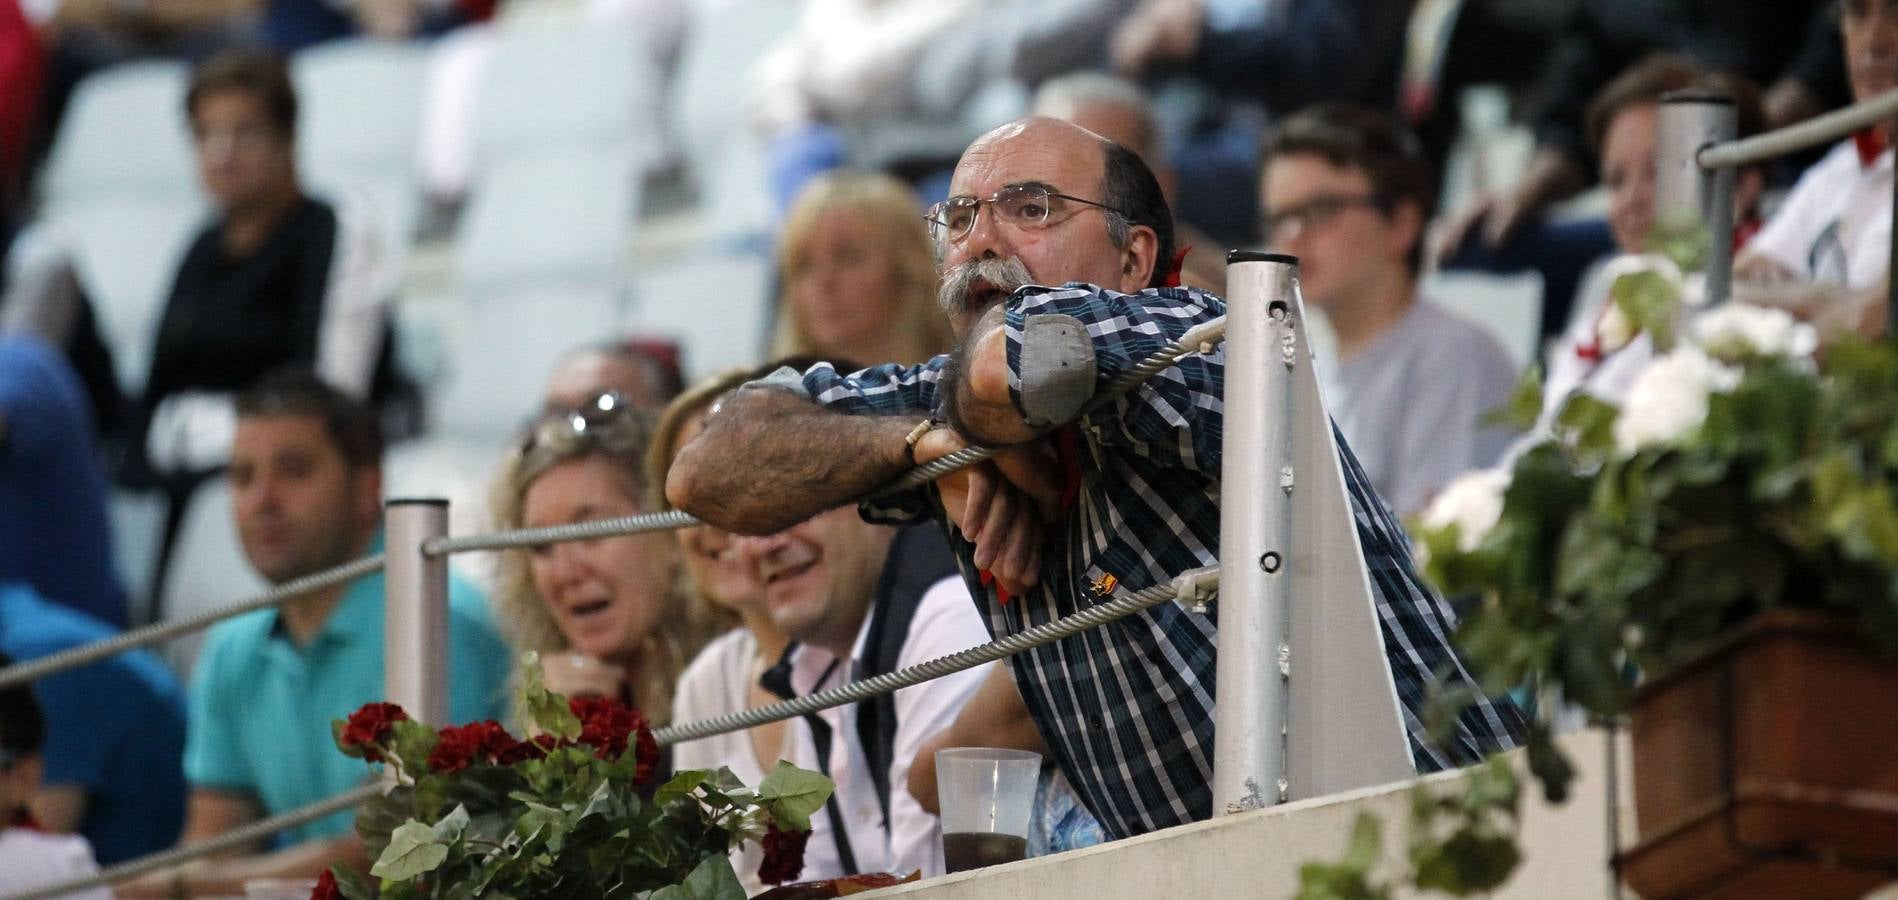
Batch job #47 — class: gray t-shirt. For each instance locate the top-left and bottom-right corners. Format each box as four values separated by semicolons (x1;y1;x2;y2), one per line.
1320;299;1520;517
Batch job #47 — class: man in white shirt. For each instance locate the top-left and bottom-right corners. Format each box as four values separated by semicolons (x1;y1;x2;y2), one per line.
1736;0;1896;339
737;513;990;881
1261;103;1520;516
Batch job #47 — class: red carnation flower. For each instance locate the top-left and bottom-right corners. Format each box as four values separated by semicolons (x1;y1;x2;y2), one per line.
340;703;409;763
310;869;340;900
569;696;646;760
633;726;661;786
428;720;515;773
758;824;810;885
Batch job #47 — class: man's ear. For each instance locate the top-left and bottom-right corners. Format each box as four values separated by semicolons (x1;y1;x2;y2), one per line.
1118;223;1161;292
1386;200;1424;267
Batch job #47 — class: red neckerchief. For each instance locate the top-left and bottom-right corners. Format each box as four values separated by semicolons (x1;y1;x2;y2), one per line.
1162;246;1192;288
977;427;1085;605
1855;128;1889;169
8;808;42;831
1733;215;1763;252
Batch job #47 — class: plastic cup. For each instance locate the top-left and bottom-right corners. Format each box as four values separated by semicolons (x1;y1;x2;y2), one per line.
935;747;1041;873
243;878;318;900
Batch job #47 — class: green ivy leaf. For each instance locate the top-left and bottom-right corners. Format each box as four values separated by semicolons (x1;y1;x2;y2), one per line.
1554;394;1620;462
330;718;362;759
681;853;747;900
433;804;471;844
654;769;711;808
390;719;441;776
520;652;583;741
371;820;451;881
1486;366;1545;432
756;761;833;833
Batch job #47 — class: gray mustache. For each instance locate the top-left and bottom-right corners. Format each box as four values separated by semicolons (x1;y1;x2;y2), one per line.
938;257;1033;316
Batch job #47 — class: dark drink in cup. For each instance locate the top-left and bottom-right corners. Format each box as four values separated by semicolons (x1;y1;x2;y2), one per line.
942;831;1029;873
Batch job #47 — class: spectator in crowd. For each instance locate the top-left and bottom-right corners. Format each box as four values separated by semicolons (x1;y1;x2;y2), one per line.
123;51;401;539
0;582;186;867
2;217;120;442
749;0;982;211
1031;72;1225;295
1436;0;1848;334
768;174;951;368
0;652;113;899
542;340;681;415
0;334;126;627
1542;57;1769;420
735;474;988;880
1735;0;1897;339
670;117;1521;841
490;390;719;727
1261;104;1518;516
126;372;510;897
652;368;786;896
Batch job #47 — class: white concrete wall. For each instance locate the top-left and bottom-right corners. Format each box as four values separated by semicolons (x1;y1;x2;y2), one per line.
867;730;1636;899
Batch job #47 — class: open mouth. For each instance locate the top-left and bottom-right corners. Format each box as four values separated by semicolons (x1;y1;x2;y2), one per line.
765;558;817;587
968;279;1008;310
569;598;612;620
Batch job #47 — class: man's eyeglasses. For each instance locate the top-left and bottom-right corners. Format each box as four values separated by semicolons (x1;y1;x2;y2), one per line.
519;391;635;455
1260;193;1384;242
924;183;1130;245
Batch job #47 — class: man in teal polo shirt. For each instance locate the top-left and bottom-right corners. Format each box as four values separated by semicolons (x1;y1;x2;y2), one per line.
127;372;511;897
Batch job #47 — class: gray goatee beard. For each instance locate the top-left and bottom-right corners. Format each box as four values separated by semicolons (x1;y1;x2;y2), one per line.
938;256;1034;318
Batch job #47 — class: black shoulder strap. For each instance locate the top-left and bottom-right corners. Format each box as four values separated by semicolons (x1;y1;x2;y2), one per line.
760;647;862;876
856;523;960;825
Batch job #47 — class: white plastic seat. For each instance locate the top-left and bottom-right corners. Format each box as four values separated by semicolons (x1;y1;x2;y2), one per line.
471;19;652;168
455;146;638;292
295;39;431;251
42;61;197;206
42;198;204;395
155;477;268;677
1419;269;1545;372
628;249;771;380
432;285;629;439
667;0;803;240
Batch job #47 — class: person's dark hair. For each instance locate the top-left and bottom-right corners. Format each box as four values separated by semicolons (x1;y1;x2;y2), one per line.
235;370;382;470
0;653;45;765
1099;140;1176;289
1262;104;1437;275
186;49;298;137
1584;54;1766;152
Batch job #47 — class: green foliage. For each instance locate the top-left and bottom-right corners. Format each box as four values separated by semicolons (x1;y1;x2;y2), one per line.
336;656;830;899
1611;270;1683;351
1293;814;1392;900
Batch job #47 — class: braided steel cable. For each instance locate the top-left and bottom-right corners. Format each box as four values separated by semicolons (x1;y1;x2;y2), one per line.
0;554;386;690
1699;86;1898;170
655;567;1218;745
422;509;700;557
436;315;1233;555
0;783;383;900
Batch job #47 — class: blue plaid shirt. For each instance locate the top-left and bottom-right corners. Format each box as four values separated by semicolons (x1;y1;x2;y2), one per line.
792;283;1522;840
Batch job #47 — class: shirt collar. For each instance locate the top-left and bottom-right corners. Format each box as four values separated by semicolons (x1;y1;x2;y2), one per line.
266;531;385;647
1855;128;1891;170
782;614;875;697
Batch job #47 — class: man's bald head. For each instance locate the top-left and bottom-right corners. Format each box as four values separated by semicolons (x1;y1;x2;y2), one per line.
949;117;1175;293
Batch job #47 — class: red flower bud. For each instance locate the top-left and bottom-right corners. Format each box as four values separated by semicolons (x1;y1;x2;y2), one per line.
340;703;409;763
759;824;810;885
310;869;340;900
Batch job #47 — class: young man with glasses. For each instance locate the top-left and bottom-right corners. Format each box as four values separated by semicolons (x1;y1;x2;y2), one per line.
1260;103;1519;517
670;116;1521;844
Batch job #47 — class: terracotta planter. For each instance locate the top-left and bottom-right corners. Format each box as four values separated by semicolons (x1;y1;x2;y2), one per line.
1618;609;1898;899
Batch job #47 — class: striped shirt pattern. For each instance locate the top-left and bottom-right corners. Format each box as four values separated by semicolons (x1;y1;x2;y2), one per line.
795;283;1522;840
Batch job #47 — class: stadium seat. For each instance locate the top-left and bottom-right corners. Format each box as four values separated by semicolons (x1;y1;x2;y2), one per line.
628;249;771;380
1420;269;1545;372
455;146;638;292
41;61;197;206
431;285;629;439
470;19;654;169
668;0;804;243
42;198;204;395
294;38;431;253
154;476;267;676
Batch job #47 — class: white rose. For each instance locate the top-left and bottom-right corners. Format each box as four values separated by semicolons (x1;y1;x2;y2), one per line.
1421;469;1512;552
1612;345;1742;454
1693;302;1819;362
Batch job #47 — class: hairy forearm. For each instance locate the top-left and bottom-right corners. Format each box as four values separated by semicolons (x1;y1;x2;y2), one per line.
666;385;915;534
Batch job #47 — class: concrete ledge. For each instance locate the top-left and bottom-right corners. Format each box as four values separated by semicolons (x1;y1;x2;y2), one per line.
868;730;1634;899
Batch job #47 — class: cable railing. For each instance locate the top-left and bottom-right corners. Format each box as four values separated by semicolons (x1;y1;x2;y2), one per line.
0;312;1231;900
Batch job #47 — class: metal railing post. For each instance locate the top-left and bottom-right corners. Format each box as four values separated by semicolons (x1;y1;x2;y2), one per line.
1656;90;1738;302
385;498;449;726
1215;251;1298;813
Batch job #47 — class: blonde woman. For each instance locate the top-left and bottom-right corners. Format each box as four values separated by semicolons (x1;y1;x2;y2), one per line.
490;392;726;727
769;172;952;367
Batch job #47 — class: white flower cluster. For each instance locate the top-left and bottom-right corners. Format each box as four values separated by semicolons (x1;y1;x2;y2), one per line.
1420;469;1511;552
1612;345;1742;453
1693;303;1819;363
